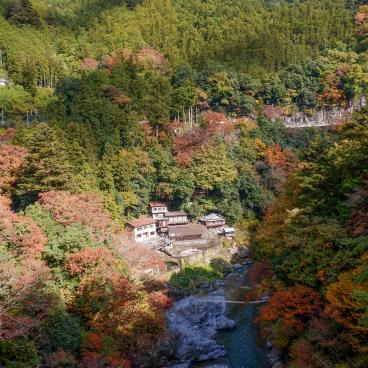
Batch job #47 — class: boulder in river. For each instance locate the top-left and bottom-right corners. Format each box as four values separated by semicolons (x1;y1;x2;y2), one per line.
166;290;235;366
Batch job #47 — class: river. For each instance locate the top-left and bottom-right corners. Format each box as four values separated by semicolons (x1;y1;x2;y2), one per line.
191;264;270;368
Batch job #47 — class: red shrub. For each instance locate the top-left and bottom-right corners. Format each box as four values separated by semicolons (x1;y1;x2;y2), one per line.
64;247;117;276
258;285;323;336
0;197;47;258
81;58;99;71
39;191;115;242
0;144;29;193
173;129;210;167
288;339;315;368
137;47;170;73
148;291;173;310
247;262;272;285
203;111;234;136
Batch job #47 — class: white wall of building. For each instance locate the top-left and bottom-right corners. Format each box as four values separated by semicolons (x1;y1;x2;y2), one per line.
133;223;157;242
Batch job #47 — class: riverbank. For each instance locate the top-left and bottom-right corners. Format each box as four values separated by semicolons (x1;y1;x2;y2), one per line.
165;258;274;368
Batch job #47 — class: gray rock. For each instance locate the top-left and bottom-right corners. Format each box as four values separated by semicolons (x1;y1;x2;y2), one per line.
232;263;242;270
166;364;190;368
272;363;283;368
166;291;235;365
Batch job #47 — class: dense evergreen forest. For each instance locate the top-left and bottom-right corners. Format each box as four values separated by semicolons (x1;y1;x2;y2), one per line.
1;0;368;367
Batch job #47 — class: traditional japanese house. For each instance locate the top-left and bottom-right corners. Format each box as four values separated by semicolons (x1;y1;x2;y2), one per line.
166;210;189;225
200;213;226;228
126;217;157;242
223;227;235;238
169;224;206;241
149;201;168;219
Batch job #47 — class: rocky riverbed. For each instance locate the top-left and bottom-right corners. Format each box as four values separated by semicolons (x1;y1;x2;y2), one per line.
165;290;235;367
164;260;279;368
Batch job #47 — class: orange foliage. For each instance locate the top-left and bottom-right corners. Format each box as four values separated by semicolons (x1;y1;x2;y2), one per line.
103;47;170;74
263;105;284;120
258;285;322;336
263;144;296;193
319;73;345;105
355;6;368;37
76;270;165;354
103;85;131;106
136;47;170;73
0;144;29;194
64;247;117;276
148;291;173;310
288;338;316;368
173;129;210;167
326;267;368;352
118;236;166;275
0;258;51;339
203;111;234;136
45;349;77;368
356;11;367;25
346;179;368;237
0;128;16;143
0;196;47;258
264;144;295;171
39;191;116;241
247;262;272;286
81;57;99;71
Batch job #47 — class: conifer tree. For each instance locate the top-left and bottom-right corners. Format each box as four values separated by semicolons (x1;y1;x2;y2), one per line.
16;122;74;206
5;0;41;26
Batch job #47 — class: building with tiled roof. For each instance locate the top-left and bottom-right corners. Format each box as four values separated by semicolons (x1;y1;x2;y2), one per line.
200;213;226;228
126;217;157;242
165;210;188;225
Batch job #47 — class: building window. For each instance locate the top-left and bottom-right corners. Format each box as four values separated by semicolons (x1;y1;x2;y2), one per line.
150;232;155;235
137;234;142;238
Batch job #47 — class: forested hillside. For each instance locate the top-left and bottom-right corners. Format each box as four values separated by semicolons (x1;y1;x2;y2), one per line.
254;108;368;368
1;0;368;367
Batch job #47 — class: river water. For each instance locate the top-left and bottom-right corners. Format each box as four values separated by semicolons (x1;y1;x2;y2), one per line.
191;265;270;368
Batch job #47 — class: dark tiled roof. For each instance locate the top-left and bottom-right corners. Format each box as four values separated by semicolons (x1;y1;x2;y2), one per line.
149;201;167;207
169;224;206;237
200;213;225;221
166;210;188;217
127;217;156;228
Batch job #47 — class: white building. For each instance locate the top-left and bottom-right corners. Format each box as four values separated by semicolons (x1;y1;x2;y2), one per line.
0;78;9;87
126;217;157;242
223;227;235;238
149;201;168;220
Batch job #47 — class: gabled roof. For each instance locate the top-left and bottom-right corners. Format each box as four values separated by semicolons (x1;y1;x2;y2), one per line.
149;201;167;208
169;224;206;237
127;217;156;228
223;227;235;233
200;213;225;221
165;210;188;217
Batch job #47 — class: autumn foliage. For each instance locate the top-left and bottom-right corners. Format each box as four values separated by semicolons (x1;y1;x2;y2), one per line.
0;144;29;194
0;195;46;258
203;111;234;136
0;191;169;367
258;285;322;337
38;191;115;242
173;129;210;167
326;266;368;352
